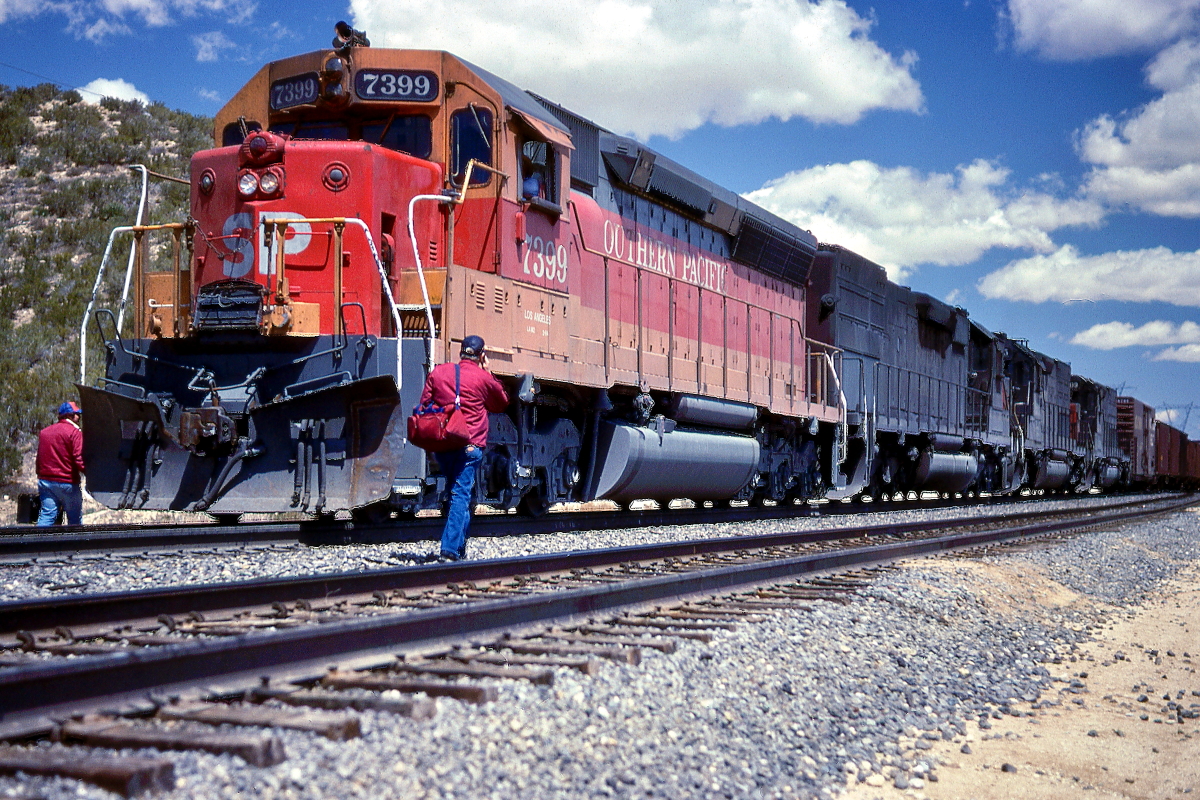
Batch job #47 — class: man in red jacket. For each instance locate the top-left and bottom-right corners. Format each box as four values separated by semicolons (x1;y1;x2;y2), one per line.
419;335;509;560
36;401;85;526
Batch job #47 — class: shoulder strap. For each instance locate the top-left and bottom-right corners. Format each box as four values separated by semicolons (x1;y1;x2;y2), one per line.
454;363;461;408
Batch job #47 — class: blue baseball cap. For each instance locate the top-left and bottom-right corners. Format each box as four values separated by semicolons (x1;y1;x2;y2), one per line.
460;335;485;359
58;401;81;417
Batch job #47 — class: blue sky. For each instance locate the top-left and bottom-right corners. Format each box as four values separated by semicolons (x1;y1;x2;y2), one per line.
2;0;1199;432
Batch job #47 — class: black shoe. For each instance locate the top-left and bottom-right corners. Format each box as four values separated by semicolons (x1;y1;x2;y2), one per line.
437;551;460;563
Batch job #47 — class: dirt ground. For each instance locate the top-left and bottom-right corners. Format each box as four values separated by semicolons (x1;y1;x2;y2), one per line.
842;553;1200;800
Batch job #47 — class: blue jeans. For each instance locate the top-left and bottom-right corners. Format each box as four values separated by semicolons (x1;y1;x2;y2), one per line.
434;445;483;559
37;479;82;526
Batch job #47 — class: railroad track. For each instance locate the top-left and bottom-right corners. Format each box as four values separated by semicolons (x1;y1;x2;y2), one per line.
0;493;1193;796
0;490;1176;559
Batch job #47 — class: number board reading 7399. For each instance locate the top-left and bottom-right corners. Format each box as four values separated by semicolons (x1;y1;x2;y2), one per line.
354;69;439;102
270;73;320;110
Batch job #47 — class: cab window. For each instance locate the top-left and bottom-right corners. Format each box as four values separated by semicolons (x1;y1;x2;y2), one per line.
450;105;493;186
269;120;349;140
361;115;432;158
520;139;557;206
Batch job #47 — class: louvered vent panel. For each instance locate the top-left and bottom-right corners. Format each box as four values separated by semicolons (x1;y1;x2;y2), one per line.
732;215;817;287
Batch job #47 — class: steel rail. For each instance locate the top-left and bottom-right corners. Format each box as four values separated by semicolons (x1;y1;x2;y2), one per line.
0;495;1186;635
0;494;1192;738
0;492;1175;559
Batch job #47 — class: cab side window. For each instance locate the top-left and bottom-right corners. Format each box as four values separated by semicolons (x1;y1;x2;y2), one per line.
520;139;557;206
450;105;493;186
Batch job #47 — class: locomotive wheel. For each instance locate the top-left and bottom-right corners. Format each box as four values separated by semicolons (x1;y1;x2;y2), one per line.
517;487;551;518
351;504;393;524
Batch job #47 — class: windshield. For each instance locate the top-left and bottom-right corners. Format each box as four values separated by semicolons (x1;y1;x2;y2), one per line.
268;114;432;158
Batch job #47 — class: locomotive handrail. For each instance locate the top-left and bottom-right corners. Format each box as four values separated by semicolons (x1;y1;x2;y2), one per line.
817;350;848;468
404;158;511;372
406;194;455;372
80;222;191;385
260;216;402;389
871;361;991;440
115;166;149;333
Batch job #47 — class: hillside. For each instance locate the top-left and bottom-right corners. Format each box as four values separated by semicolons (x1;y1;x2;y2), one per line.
0;83;211;485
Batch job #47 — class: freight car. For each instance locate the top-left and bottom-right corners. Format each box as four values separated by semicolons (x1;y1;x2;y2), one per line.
1155;421;1187;489
78;26;846;518
1117;396;1156;487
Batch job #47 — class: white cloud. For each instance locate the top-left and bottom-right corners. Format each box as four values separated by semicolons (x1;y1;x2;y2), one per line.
978;244;1200;306
1070;320;1200;349
197;87;222;102
0;0;57;24
193;30;234;62
78;77;151;105
1078;38;1200;217
80;16;132;41
349;0;924;139
1006;0;1200;60
7;1;256;40
743;159;1103;278
1154;344;1200;361
98;0;252;24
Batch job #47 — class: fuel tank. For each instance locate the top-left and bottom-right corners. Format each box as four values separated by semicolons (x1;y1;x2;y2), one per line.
1095;463;1121;489
1032;456;1071;490
590;421;760;503
913;450;978;493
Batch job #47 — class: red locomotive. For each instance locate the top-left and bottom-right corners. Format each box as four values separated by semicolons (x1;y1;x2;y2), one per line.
79;25;845;518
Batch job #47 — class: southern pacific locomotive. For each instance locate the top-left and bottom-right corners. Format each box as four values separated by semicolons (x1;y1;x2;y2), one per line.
77;25;1187;520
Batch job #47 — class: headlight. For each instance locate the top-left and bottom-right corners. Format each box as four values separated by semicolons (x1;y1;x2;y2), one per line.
237;171;259;197
259;170;280;195
323;56;346;81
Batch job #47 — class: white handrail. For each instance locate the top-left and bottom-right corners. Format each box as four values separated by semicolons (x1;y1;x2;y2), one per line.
115;165;149;331
820;350;849;467
406;194;454;372
80;225;139;383
261;216;405;392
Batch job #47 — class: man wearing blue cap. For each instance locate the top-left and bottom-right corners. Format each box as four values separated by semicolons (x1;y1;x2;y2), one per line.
36;401;85;526
417;336;508;560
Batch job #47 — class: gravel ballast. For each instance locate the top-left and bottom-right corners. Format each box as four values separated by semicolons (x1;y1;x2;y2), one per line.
0;499;1196;799
0;493;1164;602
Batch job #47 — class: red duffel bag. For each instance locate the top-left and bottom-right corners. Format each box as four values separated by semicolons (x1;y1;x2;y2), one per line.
407;364;472;452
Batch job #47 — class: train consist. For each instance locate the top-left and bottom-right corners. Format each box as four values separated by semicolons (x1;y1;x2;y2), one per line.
78;25;1192;519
